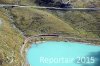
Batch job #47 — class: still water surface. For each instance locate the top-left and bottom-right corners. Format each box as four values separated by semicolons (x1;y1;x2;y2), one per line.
27;41;100;66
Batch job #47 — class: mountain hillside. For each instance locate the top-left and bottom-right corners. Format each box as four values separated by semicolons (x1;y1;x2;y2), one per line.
50;10;100;37
0;9;24;66
0;0;99;8
11;7;76;36
0;0;16;4
0;0;100;66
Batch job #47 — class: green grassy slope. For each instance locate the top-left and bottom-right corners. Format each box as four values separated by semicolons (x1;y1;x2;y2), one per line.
11;7;77;36
20;0;36;5
88;11;100;37
64;0;100;8
0;0;36;5
49;10;100;38
0;0;16;4
10;7;100;44
0;9;24;66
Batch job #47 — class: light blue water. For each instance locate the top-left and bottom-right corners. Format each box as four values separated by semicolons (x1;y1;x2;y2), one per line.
27;41;100;66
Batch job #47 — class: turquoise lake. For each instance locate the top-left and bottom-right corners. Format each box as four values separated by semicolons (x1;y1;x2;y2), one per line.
27;41;100;66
